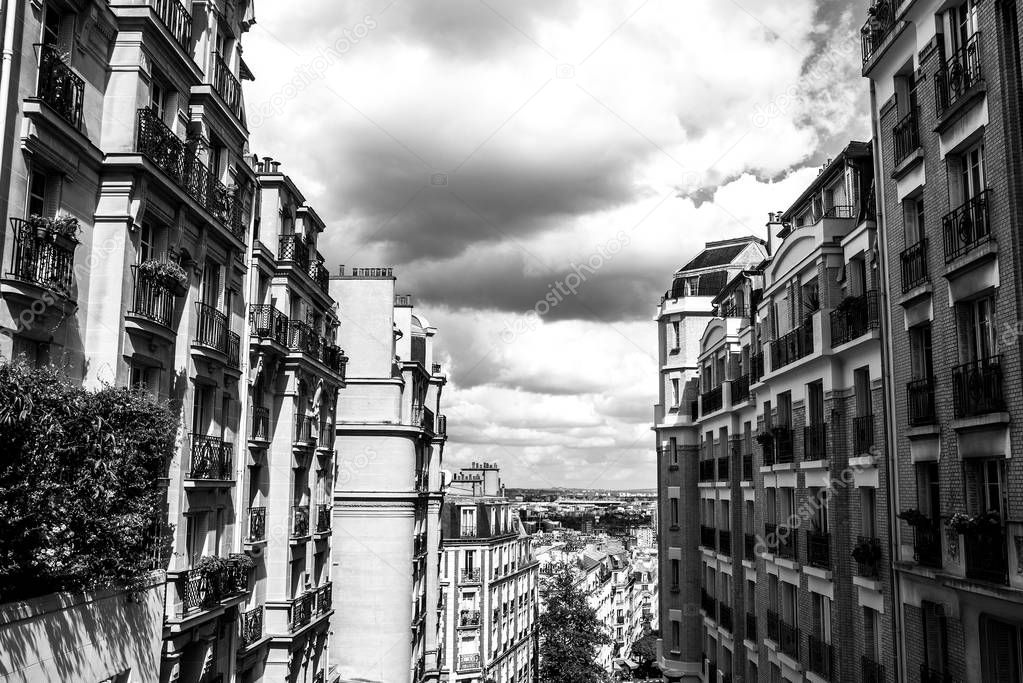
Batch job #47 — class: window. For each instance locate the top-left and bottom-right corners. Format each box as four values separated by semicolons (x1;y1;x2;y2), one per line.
670;559;680;589
951;140;985;205
922;601;949;673
670;497;679;527
956;296;996;362
461;507;477;536
671;620;681;652
854;367;872;416
669;437;679;467
671;320;680;350
903;195;924;245
27;168;61;218
909;324;934;380
777;392;792;427
670;378;680;407
948;0;980;54
967;459;1006;517
864;607;881;661
812;593;832;643
150;74;173;124
138;222;156;264
861;488;876;537
130;363;159;395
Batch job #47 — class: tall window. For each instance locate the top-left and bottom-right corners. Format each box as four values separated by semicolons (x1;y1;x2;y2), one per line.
952;140;985;205
903;195;925;245
671;320;680;350
138;222;155;263
956;296;996;363
948;0;980;54
670;497;679;527
910;324;934;379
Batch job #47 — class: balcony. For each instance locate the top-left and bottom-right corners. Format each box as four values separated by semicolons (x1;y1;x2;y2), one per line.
860;0;905;63
316;582;332;614
459;609;481;627
830;291;880;346
227;331;240;369
717;455;730;481
240;605;263;647
719;603;733;633
278;233;309;269
808;635;833;679
292;505;310;538
719;529;732;557
308;259;330;294
460;568;481;583
180;558;249;613
700;590;717;619
770;323;813;370
295;414;316;446
209;51;242;117
774;427;794;464
766;609;780;642
901;239;929;291
247;506;266;543
951;356;1004;418
907;378;937;425
249;304;289;346
856;536;882;578
942;189;991;262
36;44;84;129
129;265;175;327
777;527;797;561
699;459;715;482
742;453;753;480
935;33;983;117
744;533;756;561
745;612;757;641
6;218;76;298
460;525;477;538
700;525;717;551
750;353;764;381
806;531;831;569
188;434;233;480
854;414;875;454
288;320;321;359
701;384;723;414
322;344;348;378
316;504;331;533
457;654;481;672
964;523;1008;585
914;523;942;568
730;374;750;403
803;424;827;461
290;591;315;631
893;106;920;165
862;656;885;683
250;406;269;441
135;108;245;240
148;0;192;51
194;302;228;354
920;665;954;683
778;619;799;659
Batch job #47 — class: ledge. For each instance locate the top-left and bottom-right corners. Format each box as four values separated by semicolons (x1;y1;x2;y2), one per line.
803;565;833;581
849;454;878;469
943;239;998;280
906;424;940;439
897;282;933;308
853;575;883;592
891;148;924;180
799;459;829;471
951;412;1010;432
934;83;987;134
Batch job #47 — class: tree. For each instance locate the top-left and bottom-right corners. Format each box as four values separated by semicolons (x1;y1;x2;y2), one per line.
631;630;660;678
0;360;177;600
538;564;613;683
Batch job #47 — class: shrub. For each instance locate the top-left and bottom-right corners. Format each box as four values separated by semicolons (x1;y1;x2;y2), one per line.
0;360;177;601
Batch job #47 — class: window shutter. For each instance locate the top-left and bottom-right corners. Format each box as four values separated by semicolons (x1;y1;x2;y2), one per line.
985;619;1019;683
42;174;62;218
965;463;980;515
57;12;76;63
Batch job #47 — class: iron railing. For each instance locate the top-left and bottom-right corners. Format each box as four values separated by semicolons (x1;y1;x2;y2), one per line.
316;504;330;533
701;384;723;414
460;568;481;583
964;523;1008;585
901;239;929;291
240;605;263;646
130;264;175;326
861;0;905;63
247;506;266;542
290;591;314;630
209;51;242;117
249;304;289;345
292;505;310;538
149;0;192;50
309;259;330;293
37;44;84;128
951;355;1004;418
804;423;827;461
278;234;309;270
808;635;833;679
830;291;880;346
942;189;992;262
908;378;936;425
251;406;269;441
194;302;228;353
935;32;983;116
806;531;831;569
862;656;885;683
856;536;882;578
227;331;240;368
189;434;233;480
316;582;332;614
914;523;942;568
893;106;920;165
770;323;813;370
7;218;76;296
731;374;750;403
854;414;875;453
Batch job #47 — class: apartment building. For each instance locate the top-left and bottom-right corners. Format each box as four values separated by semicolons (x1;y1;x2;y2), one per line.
653;237;768;681
238;157;347;682
329;280;448;683
863;0;1023;680
438;462;539;683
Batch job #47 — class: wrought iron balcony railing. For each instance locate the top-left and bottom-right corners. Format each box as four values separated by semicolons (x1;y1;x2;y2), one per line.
135;108;244;239
952;355;1004;418
316;504;330;533
770;323;813;370
459;609;481;627
292;505;310;538
36;44;84;129
718;529;732;557
914;522;942;568
149;0;192;51
240;605;263;646
830;291;880;346
936;32;983;116
316;581;332;614
181;557;249;612
893;106;920;165
964;522;1008;585
290;591;314;630
227;331;240;369
295;413;316;445
730;374;750;403
247;506;266;542
806;531;831;569
209;51;242;117
854;414;875;454
194;302;228;353
308;259;330;293
943;189;992;262
808;635;833;679
288;320;321;358
901;238;929;291
701;384;723;414
862;656;885;683
856;536;882;578
460;568;481;583
249;304;289;345
278;233;309;270
7;217;76;297
717;455;729;481
129;264;175;327
861;0;905;64
907;377;936;425
251;406;269;441
803;423;827;461
189;434;233;480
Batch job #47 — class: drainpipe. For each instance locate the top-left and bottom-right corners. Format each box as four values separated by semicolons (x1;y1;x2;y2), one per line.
0;0;20;231
869;78;905;683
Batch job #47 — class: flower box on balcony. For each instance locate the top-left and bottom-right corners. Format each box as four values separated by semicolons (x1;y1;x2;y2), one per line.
137;259;189;296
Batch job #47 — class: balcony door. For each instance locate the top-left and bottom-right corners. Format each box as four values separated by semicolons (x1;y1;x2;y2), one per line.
192;384;213;436
982;617;1022;683
956;296;996;363
201;259;221;309
948;0;980;55
952;141;986;205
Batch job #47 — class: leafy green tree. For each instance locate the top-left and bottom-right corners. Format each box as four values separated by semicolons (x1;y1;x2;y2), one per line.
631;630;660;677
538;563;613;683
0;360;177;600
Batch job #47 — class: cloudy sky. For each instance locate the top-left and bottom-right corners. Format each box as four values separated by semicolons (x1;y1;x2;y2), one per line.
243;0;870;489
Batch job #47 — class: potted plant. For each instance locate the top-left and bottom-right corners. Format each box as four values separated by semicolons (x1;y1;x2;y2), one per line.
755;430;774;446
946;512;974;536
947;510;1001;536
137;259;189;297
851;537;883;565
897;509;932;528
192;554;230;577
